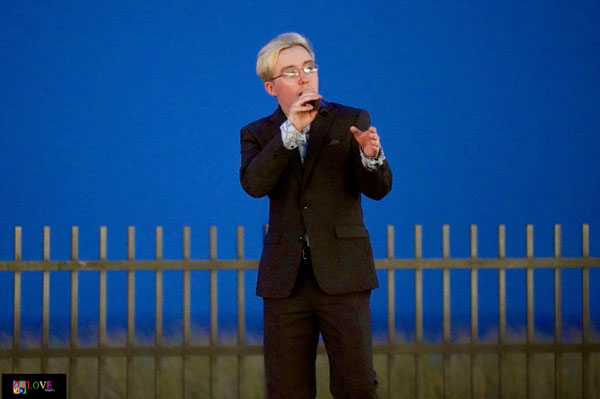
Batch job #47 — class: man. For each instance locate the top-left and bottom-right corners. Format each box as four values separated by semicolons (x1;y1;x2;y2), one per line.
239;32;392;399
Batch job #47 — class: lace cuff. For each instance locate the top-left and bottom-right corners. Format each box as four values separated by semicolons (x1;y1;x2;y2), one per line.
360;148;386;171
280;119;310;150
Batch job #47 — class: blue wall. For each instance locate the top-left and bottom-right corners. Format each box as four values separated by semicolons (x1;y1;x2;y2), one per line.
1;1;599;341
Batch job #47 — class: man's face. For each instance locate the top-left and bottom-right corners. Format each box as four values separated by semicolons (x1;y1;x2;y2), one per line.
265;46;319;115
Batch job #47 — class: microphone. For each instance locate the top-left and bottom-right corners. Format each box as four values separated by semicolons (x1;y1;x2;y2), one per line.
309;99;329;116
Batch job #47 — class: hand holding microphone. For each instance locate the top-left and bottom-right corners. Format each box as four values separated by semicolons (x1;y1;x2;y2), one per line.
308;99;329;116
288;89;327;131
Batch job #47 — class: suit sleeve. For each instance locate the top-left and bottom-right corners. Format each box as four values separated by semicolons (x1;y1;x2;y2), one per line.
239;126;294;198
351;109;393;200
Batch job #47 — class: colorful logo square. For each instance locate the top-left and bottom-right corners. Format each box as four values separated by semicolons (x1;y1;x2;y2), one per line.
13;380;27;394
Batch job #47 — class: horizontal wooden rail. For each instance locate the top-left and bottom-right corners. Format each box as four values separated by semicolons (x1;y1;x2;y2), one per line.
3;342;599;359
1;256;598;271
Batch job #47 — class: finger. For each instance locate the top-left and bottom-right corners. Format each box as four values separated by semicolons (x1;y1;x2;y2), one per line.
349;126;363;137
299;88;319;97
368;128;380;140
298;90;321;103
293;100;319;112
293;103;316;112
300;93;322;102
291;101;317;113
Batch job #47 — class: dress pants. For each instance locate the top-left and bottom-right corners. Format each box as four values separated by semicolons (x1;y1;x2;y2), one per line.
263;248;379;399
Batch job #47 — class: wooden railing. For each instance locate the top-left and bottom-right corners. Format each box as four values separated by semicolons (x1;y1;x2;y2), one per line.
0;224;598;398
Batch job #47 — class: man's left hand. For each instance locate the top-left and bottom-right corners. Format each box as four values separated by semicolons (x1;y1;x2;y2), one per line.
349;126;381;157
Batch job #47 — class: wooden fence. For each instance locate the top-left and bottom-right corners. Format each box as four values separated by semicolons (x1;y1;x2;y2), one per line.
0;224;598;398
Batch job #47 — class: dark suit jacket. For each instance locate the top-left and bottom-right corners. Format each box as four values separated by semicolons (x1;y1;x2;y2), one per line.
240;102;392;298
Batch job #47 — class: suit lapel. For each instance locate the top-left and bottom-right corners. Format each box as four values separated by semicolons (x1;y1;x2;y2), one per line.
268;105;333;187
268;107;304;184
290;149;304;183
303;112;332;185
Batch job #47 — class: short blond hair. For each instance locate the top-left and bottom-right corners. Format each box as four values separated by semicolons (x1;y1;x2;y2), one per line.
256;32;315;82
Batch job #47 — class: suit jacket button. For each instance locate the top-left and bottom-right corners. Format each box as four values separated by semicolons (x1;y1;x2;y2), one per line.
303;203;309;210
297;235;304;241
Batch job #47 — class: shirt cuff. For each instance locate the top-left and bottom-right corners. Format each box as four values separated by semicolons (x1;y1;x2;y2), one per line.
280;119;310;150
360;148;386;171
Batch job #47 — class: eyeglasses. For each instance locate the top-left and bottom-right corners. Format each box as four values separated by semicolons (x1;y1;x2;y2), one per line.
271;64;319;80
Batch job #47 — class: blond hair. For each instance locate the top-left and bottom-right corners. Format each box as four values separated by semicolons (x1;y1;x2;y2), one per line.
256;32;315;82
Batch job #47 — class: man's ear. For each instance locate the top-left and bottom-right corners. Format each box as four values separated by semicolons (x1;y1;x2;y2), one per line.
264;81;277;97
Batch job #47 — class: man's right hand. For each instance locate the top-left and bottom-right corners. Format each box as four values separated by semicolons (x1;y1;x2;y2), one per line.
288;89;322;131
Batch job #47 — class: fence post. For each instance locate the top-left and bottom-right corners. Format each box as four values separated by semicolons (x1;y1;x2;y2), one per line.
237;226;245;399
414;225;423;399
182;226;191;399
386;225;395;399
209;226;218;398
526;225;534;399
470;225;478;399
498;224;506;399
442;225;450;398
98;226;107;399
42;226;50;373
13;226;22;373
554;225;562;399
69;226;79;399
127;226;135;399
155;226;163;399
582;224;590;398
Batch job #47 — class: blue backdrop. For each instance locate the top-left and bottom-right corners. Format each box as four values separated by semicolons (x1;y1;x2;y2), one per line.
1;1;599;342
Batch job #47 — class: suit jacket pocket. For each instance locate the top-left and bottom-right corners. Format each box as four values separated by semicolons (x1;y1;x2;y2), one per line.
335;226;370;238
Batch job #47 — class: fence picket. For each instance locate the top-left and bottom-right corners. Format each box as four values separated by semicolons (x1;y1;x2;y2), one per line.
69;226;78;399
155;226;163;399
526;225;534;399
98;226;107;399
127;226;135;399
554;225;562;399
582;224;590;399
182;226;191;399
497;224;506;399
42;226;50;373
386;225;395;399
13;227;22;373
414;225;423;399
442;225;450;398
470;225;478;399
209;226;218;399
